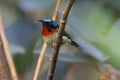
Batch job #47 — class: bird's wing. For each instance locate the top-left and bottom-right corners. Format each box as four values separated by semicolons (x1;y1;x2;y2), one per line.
63;31;81;48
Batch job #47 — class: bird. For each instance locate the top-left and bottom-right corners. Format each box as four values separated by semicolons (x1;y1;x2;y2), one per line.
35;18;108;72
38;18;80;48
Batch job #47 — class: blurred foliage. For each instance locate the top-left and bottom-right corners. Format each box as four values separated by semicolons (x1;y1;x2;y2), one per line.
0;0;120;80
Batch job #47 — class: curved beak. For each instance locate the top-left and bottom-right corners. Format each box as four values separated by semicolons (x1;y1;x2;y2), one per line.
38;20;44;23
34;19;44;23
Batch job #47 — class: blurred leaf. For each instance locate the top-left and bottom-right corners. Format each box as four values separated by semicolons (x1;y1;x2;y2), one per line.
10;45;25;55
14;53;27;74
105;54;120;70
90;19;120;70
105;19;120;70
107;19;120;53
91;41;113;57
86;4;113;31
14;34;39;74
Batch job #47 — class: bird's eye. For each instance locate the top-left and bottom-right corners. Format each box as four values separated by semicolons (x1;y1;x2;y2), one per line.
46;22;50;25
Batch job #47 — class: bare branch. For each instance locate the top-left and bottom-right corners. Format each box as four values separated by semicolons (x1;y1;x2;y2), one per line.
0;35;11;80
0;10;18;80
52;0;62;21
33;43;47;80
46;0;75;80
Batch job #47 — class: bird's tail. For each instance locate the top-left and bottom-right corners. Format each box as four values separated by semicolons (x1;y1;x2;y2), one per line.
71;40;81;49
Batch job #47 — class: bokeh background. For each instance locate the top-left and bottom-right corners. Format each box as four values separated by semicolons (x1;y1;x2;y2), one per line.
0;0;120;80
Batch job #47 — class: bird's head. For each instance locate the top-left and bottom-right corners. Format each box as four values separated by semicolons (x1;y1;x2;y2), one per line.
38;18;59;36
38;18;59;31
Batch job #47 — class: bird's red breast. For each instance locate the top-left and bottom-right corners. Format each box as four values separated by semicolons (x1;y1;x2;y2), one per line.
42;25;56;36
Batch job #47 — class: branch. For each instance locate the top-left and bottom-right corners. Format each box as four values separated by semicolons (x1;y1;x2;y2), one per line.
0;10;18;80
46;0;75;80
33;0;62;80
0;35;11;80
52;0;62;21
33;43;47;80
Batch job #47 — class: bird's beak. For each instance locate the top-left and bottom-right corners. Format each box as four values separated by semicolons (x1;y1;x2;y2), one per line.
34;19;44;23
38;20;44;22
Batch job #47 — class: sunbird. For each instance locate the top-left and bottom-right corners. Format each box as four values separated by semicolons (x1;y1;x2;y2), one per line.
38;18;80;48
36;18;107;63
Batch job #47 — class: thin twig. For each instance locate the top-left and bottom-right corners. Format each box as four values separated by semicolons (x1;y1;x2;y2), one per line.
46;0;75;80
33;43;47;80
0;10;18;80
52;0;62;21
33;0;62;80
